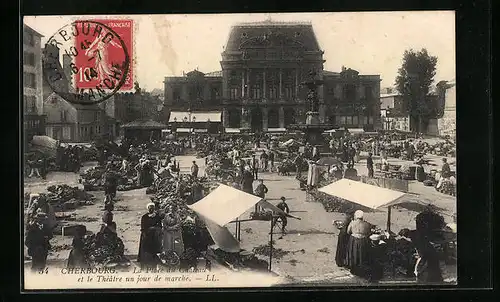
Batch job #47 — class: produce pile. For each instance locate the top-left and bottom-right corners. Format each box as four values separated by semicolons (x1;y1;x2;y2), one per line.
79;165;140;191
33;184;96;211
416;141;456;158
436;178;456;196
82;231;130;267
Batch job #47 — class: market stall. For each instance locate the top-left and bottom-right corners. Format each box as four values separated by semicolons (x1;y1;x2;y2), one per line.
318;179;456;279
188;184;300;272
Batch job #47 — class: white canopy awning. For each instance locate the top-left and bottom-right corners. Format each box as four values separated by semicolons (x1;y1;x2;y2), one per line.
188;184;263;227
347;128;365;134
169;111;222;123
225;128;241;133
318;179;406;210
199;214;241;253
267;128;286;133
194;129;208;133
176;128;193;133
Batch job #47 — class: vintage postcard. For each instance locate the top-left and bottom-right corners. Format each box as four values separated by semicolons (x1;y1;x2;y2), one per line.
22;12;456;290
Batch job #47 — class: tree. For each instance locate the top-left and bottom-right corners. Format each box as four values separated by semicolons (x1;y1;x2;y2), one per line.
395;48;438;133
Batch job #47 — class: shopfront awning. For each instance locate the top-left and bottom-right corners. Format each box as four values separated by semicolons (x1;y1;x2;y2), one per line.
347;128;365;134
176;128;193;133
225;128;241;133
169;111;222;123
318;179;406;210
188;184;262;227
267;128;286;133
194;129;208;133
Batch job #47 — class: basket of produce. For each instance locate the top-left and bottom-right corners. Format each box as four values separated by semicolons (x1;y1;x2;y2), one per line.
157;251;181;268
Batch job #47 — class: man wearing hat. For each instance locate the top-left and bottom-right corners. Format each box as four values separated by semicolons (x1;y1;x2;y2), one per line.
275;197;290;236
25;211;52;271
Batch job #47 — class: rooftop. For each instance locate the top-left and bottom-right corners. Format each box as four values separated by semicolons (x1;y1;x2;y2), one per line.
224;22;321;52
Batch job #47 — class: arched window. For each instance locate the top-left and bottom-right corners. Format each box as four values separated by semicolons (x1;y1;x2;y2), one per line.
284;108;296;126
267;108;279;128
228;109;241;128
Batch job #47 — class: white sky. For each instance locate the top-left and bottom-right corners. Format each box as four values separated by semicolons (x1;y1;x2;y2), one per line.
24;12;455;91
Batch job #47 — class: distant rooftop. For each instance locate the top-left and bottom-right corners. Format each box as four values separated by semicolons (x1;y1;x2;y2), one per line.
205;71;223;77
234;20;313;27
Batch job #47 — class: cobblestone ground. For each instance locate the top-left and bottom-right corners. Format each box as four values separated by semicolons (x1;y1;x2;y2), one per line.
23;154;457;285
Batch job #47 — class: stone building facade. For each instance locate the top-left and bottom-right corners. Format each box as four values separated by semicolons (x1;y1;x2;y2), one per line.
163;21;381;132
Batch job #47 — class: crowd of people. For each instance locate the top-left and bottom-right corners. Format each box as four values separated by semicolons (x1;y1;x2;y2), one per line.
25;130;455;283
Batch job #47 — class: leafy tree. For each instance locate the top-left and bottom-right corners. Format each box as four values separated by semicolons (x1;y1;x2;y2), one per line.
395;48;438;133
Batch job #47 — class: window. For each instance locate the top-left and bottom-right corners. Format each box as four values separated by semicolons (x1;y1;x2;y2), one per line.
24;72;36;88
361;116;368;125
352;116;358;125
95;112;101;122
23;52;36;66
364;86;373;99
268;86;278;99
251;84;261;99
24;32;35;46
211;87;220;100
61;110;67;122
339;116;346;125
343;84;356;100
173;88;181;101
284;86;294;99
327;87;335;95
230;88;239;100
24;96;37;113
345;116;352;125
368;116;374;125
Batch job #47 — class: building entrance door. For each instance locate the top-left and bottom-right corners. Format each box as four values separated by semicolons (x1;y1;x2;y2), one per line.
251;107;263;133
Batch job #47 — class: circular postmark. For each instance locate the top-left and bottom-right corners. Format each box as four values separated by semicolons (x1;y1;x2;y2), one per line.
42;20;130;105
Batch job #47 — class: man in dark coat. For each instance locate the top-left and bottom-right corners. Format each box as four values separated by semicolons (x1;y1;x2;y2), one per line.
103;164;118;200
251;155;259;180
367;152;374;178
240;167;254;195
191;161;199;179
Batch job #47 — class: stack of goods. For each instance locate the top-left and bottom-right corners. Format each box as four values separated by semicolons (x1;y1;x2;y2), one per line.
419;141;456;157
82;232;130;267
44;184;96;211
79;167;105;191
252;243;289;259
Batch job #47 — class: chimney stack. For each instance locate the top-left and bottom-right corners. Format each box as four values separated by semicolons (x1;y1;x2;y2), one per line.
62;54;73;88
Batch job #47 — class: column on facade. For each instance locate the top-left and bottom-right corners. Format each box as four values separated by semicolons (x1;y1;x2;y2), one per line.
279;69;283;98
222;70;229;99
222;107;229;128
279;106;285;128
295;69;299;98
262;107;268;131
263;70;266;99
246;69;250;98
241;69;245;98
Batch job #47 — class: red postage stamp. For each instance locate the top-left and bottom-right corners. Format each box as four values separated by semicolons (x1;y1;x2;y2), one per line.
73;19;134;91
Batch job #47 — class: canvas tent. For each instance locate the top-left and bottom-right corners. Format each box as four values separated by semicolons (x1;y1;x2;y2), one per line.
318;179;420;231
188;184;300;254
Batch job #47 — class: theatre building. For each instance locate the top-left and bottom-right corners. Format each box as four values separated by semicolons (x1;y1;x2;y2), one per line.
163;21;381;133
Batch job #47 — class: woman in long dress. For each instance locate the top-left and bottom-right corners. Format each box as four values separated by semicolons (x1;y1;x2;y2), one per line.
137;203;162;268
335;212;354;268
162;209;184;256
345;210;373;279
